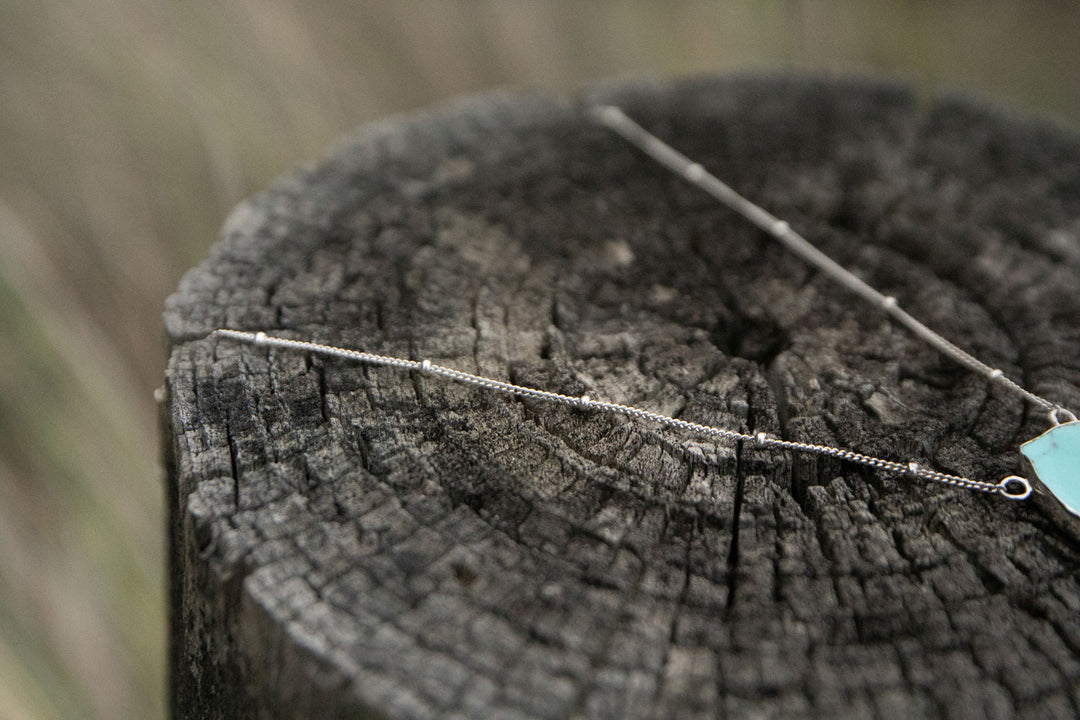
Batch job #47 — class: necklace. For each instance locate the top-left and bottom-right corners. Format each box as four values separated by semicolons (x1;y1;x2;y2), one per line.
214;105;1079;521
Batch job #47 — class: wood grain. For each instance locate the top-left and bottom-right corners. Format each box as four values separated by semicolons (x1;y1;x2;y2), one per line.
163;76;1080;719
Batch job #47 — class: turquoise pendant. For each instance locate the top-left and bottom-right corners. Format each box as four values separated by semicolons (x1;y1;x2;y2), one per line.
1020;421;1080;519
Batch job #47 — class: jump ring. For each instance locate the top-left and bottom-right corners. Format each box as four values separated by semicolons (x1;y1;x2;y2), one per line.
997;475;1033;501
1049;407;1078;425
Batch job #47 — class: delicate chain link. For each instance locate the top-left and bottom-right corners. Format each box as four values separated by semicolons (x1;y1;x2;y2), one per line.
588;105;1070;419
206;103;1080;505
212;330;1031;501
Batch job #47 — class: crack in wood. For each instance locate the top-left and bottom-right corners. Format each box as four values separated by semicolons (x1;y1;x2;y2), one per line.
725;438;747;618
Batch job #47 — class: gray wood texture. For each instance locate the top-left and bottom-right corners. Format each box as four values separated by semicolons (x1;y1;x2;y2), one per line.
163;76;1080;719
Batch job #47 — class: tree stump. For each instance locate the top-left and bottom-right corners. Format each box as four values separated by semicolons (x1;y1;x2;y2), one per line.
162;76;1080;719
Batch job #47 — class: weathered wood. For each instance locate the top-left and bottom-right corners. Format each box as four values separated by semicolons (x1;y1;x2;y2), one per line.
163;76;1080;719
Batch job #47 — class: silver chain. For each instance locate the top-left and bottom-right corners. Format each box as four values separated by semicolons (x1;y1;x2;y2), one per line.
213;330;1032;501
207;104;1080;504
588;105;1071;419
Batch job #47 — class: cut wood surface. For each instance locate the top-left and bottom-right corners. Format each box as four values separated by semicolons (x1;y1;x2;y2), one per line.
162;76;1080;719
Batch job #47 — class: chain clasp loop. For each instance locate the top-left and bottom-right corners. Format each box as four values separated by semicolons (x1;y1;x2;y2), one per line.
1050;407;1079;426
998;475;1033;501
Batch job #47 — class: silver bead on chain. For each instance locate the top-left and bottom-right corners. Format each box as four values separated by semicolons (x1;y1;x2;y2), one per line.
212;330;1032;501
207;102;1080;505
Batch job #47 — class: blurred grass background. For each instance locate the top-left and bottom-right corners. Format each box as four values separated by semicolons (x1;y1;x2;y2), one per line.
0;2;1078;718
